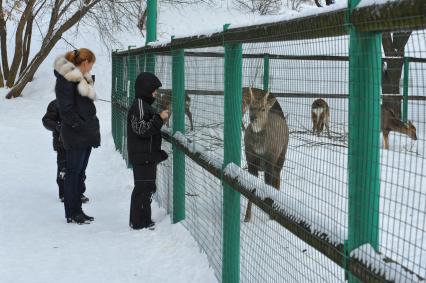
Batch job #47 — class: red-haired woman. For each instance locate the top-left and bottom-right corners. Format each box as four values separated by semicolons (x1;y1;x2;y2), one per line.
54;48;100;224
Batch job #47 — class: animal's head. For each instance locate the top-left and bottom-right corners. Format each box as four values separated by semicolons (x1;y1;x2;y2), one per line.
157;91;172;112
406;121;417;140
185;94;191;108
248;88;276;133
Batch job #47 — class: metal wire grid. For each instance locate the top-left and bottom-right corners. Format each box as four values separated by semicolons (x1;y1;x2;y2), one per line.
111;25;426;282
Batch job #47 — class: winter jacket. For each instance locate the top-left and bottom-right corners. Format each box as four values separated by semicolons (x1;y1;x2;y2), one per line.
127;72;168;165
54;56;100;150
42;99;63;151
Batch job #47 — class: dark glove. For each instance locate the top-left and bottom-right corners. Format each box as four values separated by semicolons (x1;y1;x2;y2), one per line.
160;150;168;161
55;122;61;133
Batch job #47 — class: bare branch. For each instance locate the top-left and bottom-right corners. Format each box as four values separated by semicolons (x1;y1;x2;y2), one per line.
6;0;36;87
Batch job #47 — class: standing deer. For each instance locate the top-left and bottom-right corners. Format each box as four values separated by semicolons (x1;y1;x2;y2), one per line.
157;89;194;131
311;98;330;137
244;88;289;222
381;106;417;150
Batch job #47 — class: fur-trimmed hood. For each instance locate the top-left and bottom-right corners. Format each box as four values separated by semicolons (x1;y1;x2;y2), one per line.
54;55;96;100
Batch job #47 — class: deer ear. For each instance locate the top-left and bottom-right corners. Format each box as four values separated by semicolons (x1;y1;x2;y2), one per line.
267;96;276;109
249;87;254;103
264;91;270;103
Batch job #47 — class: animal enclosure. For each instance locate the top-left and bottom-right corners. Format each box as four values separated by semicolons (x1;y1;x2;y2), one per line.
112;1;426;282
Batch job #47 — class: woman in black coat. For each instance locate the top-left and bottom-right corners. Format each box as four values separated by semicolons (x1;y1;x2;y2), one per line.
54;48;100;224
127;72;169;230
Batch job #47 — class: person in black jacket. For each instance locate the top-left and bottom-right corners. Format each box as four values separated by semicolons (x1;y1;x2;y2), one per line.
54;48;100;224
42;99;89;203
127;72;169;230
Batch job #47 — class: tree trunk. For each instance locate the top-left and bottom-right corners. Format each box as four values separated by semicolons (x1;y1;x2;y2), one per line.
20;15;34;78
0;0;9;80
6;0;36;88
0;63;4;87
6;0;102;99
381;32;412;118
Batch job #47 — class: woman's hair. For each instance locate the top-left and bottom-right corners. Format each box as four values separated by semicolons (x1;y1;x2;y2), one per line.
65;48;96;66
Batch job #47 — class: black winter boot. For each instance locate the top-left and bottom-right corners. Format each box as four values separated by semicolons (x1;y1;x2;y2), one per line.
81;211;94;221
67;212;90;224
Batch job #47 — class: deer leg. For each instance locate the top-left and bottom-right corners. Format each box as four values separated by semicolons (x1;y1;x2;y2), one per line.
244;163;258;222
383;131;390;150
244;202;253;223
325;122;331;139
185;108;194;131
318;122;324;136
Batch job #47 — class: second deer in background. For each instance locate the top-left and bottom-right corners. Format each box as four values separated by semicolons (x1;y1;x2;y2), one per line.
381;106;417;150
311;98;330;138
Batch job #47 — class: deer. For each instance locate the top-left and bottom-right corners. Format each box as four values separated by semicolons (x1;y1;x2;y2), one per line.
157;89;194;131
311;98;330;138
244;87;289;222
381;106;417;150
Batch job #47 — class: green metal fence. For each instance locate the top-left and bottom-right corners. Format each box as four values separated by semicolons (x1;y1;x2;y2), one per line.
111;0;426;282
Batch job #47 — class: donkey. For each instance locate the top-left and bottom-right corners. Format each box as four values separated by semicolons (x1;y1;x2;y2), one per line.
157;89;194;131
381;106;417;150
244;88;289;222
311;98;330;137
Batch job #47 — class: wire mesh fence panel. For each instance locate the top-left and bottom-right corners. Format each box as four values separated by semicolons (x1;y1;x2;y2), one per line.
181;47;225;279
238;37;349;282
111;2;426;281
377;29;426;280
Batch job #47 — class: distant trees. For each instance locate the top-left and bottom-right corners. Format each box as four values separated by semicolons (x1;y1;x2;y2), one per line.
1;0;144;99
234;0;282;15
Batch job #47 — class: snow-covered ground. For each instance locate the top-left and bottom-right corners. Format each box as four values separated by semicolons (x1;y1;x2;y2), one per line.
0;71;218;282
2;1;426;282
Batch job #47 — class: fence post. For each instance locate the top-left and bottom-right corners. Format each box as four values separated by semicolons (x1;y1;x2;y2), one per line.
402;57;409;123
263;54;270;91
172;37;186;223
145;0;157;73
347;0;382;281
222;24;242;283
111;53;118;148
125;48;137;165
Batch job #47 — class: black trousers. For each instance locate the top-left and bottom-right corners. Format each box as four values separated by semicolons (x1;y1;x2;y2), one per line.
56;149;66;199
130;163;157;229
56;149;86;199
64;148;91;218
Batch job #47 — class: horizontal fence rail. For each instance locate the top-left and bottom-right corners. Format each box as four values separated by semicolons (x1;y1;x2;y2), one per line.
112;0;425;56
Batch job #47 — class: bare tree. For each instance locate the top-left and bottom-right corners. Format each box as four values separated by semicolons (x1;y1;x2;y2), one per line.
381;31;412;118
314;0;334;7
137;5;147;35
287;0;310;10
2;0;145;99
235;0;282;15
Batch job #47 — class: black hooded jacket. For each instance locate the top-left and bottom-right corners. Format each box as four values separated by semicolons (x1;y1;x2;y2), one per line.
42;99;63;151
127;72;167;165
